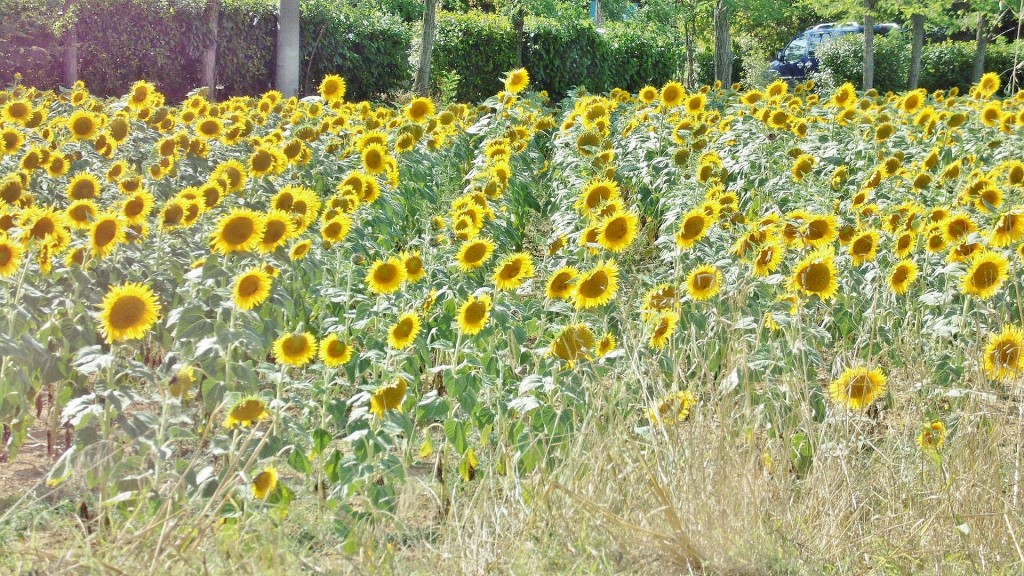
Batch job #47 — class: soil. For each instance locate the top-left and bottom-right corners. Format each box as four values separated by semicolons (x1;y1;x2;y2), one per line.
0;425;56;512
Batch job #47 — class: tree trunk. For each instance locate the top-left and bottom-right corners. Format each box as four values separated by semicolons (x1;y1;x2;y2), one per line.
62;0;77;87
863;0;875;91
972;12;988;84
908;13;924;89
413;0;438;96
513;2;525;67
713;0;732;86
276;0;301;97
202;0;220;101
684;19;696;88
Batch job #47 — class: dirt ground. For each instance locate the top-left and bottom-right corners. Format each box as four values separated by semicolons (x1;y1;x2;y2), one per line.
0;426;57;511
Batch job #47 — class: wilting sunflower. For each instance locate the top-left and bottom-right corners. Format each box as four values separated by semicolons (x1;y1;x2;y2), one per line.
791;251;839;301
597;210;638;252
649;311;678;350
0;234;23;278
752;242;785;277
273;332;317;367
388;312;422;349
211;209;265;254
642;284;680;316
370;378;408;417
98;282;161;343
549;323;596;364
233;267;272;310
888;259;918;295
223;396;270;428
686;264;722;301
648;390;696;426
366;257;406;294
990;211;1024;247
89;213;125;259
457;294;492;335
983;325;1024;381
505;68;530;94
573;260;619;309
828;365;887;410
167;364;195;399
319;74;347;102
961;251;1009;299
319;333;353;367
546;266;578;299
675;208;711;250
252;466;279;500
917;420;947;452
401;250;425;283
848;229;880;266
493;252;535;291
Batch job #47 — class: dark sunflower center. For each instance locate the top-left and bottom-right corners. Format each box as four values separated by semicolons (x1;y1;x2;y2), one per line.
222;217;255;245
109;295;145;329
579;272;608;297
972;262;999;289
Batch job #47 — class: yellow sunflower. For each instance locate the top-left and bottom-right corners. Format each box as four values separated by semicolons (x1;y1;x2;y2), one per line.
917;420;947;452
848;229;880;266
888;260;918;295
89;212;125;259
983;325;1024;381
457;294;492;335
98;282;161;343
751;242;785;277
597;333;616;356
649;311;678;350
211;209;265;254
549;323;596;365
505;68;530;94
828;365;887;410
492;252;535;291
991;211;1024;247
660;81;685;108
319;333;353;367
258;210;296;253
961;251;1009;299
252;466;279;500
791;251;839;301
320;214;352;244
388;312;422;349
233;267;273;310
289;239;312;261
573;260;619;309
361;143;389;175
575;178;620;216
0;234;24;278
686;264;722;301
370;378;408;417
273;332;317;367
648;391;696;426
401;250;426;283
597;210;638;253
675;208;710;250
405;97;435;122
366;257;407;294
319;74;347;102
223;396;270;428
546;266;578;300
66;172;101;200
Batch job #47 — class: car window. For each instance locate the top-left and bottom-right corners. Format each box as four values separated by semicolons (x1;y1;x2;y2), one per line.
807;33;828;56
782;35;808;61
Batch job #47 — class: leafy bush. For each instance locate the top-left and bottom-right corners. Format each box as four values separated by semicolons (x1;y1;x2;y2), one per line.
695;44;745;87
522;17;606;99
432;11;517;102
300;0;413;101
602;22;684;93
917;41;974;93
816;31;909;94
216;0;277;98
0;0;62;89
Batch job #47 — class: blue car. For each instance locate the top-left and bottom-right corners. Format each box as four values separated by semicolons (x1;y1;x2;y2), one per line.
769;22;900;82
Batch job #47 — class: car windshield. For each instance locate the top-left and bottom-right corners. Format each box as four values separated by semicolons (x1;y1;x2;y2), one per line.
782;35;808;61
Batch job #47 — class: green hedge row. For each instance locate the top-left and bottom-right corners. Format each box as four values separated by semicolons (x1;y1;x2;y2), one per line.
431;12;686;102
0;0;411;101
817;33;1024;94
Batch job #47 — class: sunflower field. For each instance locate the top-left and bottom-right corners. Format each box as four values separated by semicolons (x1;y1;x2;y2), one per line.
2;71;1024;572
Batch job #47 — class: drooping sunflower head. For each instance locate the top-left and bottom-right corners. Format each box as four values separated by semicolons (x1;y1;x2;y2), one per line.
97;282;161;343
549;323;596;365
828;365;887;410
983;325;1024;381
273;332;317;367
917;420;947;452
648;390;696;426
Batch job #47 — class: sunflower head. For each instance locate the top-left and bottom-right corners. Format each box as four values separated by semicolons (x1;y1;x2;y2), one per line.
504;68;530;94
98;282;161;343
573;260;619;309
493;252;535;291
319;333;353;367
370;378;408;417
223;396;270;428
983;325;1024;381
828;366;887;410
458;294;492;335
550;324;596;365
388;312;422;349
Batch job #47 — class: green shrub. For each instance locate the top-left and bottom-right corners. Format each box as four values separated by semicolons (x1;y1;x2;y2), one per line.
695;44;745;87
917;41;973;92
602;22;684;93
522;17;607;100
816;32;909;93
0;0;62;89
216;0;276;98
432;11;517;102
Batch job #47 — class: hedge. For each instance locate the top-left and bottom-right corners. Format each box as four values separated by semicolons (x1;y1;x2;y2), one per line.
817;33;1024;94
0;0;411;102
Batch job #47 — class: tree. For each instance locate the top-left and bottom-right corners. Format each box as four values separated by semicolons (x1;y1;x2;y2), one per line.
61;0;78;87
413;0;438;95
276;0;300;97
863;0;875;90
966;0;1003;84
713;0;732;85
201;0;220;100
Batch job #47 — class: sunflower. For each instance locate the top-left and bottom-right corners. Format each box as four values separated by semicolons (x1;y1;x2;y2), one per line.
648;391;696;426
649;311;678;350
0;234;23;278
752;242;785;277
401;250;425;283
257;210;295;253
98;282;161;343
319;333;353;367
917;421;947;452
660;81;685;108
320;214;352;244
289;239;312;261
675;209;711;250
361;143;389;175
791;154;815;182
505;68;530;94
211;209;264;255
686;264;722;301
976;71;1001;98
546;266;578;300
791;251;839;301
252;466;278;500
981;323;1024;382
595;332;616;356
597;210;638;252
273;332;317;367
127;80;157;109
961;251;1009;299
211;159;247;193
550;323;596;364
167;364;195;399
848;229;880;266
66;199;98;229
803;214;838;248
493;252;535;291
828;365;887;410
991;211;1024;247
223;396;270;428
888;259;918;295
458;294;492;335
234;267;272;310
67;110;99;140
89;213;125;259
66;172;101;200
573;260;619;309
370;378;408;417
638;85;658;103
894;231;916;258
366;257;406;294
319;74;347;102
405;97;435;122
121;190;154;225
388;312;422;349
